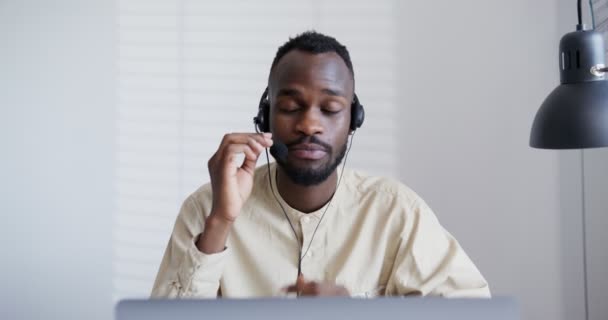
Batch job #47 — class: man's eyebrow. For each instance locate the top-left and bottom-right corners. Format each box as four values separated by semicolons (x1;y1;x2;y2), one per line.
276;87;348;99
276;88;301;98
321;88;347;98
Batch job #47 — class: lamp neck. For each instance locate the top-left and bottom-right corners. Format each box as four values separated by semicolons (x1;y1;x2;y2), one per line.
559;30;607;84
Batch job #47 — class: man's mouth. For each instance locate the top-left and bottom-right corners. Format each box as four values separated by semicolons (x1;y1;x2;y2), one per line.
289;143;328;160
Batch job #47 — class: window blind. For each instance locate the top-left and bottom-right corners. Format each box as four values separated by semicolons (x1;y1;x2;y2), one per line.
114;0;399;300
593;0;608;58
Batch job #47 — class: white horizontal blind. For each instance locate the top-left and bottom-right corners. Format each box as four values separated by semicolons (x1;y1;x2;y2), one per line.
114;0;399;300
593;0;608;58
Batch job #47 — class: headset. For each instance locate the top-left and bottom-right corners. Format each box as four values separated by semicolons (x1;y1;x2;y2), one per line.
253;87;365;133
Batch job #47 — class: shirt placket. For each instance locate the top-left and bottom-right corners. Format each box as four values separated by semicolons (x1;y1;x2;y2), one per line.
299;214;320;276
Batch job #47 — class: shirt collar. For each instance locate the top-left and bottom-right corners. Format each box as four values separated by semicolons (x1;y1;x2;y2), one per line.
267;162;343;220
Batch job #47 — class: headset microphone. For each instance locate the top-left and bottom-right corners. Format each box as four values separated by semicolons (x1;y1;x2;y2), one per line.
269;140;288;162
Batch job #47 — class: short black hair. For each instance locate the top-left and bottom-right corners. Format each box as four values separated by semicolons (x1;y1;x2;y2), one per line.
270;31;354;77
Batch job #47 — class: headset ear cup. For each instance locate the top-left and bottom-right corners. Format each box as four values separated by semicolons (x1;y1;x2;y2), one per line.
255;87;271;132
350;94;365;131
254;108;264;132
356;103;365;128
254;102;270;132
261;101;270;132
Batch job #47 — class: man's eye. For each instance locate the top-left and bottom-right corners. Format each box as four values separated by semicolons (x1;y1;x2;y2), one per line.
322;108;341;114
279;106;299;113
322;105;344;114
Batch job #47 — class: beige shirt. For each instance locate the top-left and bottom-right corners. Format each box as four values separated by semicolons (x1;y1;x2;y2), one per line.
151;163;490;298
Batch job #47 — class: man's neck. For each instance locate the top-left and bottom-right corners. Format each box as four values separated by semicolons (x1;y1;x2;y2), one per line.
276;167;338;213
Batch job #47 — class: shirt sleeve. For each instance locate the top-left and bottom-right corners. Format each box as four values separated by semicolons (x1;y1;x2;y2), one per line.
385;198;491;298
150;195;230;298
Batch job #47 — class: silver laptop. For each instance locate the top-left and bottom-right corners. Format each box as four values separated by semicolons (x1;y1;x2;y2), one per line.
116;297;519;320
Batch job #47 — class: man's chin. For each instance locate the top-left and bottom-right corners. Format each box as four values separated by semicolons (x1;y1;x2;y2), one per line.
277;162;334;187
284;170;332;187
276;140;348;187
286;158;329;170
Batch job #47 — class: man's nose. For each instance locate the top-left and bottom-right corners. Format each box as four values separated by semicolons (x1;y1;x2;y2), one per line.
295;108;323;136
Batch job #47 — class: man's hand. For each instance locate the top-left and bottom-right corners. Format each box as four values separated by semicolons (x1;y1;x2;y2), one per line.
283;275;350;296
208;132;273;222
196;132;273;254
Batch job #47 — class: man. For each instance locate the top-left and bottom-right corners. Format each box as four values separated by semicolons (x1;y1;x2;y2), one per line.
151;31;490;298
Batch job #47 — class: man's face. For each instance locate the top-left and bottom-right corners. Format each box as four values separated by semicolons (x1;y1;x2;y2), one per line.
268;50;354;186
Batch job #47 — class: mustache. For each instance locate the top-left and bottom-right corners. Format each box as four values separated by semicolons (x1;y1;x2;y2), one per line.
285;136;332;152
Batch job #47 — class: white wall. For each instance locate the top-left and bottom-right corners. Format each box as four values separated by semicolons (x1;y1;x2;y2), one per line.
581;3;608;319
584;148;608;320
394;2;606;320
395;1;568;320
0;1;114;319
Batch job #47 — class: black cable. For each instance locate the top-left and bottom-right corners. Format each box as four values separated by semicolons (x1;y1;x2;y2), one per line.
589;0;596;29
265;147;302;275
264;131;356;295
300;131;355;263
581;151;589;320
578;0;583;27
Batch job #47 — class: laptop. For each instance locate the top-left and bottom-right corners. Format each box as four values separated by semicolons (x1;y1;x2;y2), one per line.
116;297;519;320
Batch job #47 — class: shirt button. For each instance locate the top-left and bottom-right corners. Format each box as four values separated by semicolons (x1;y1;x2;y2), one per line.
306;251;313;258
302;216;310;224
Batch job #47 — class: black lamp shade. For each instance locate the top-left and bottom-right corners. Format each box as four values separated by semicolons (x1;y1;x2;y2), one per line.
530;81;608;148
530;29;608;149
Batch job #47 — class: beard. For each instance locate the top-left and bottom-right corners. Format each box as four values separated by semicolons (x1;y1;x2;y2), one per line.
271;136;348;187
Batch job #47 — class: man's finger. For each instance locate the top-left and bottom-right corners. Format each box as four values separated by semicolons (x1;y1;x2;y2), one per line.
247;137;269;157
220;133;272;149
240;140;265;173
301;281;320;296
223;144;256;163
296;275;306;286
283;275;309;293
283;284;299;292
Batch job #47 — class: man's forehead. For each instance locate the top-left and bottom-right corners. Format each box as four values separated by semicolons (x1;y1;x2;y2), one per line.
269;50;354;93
